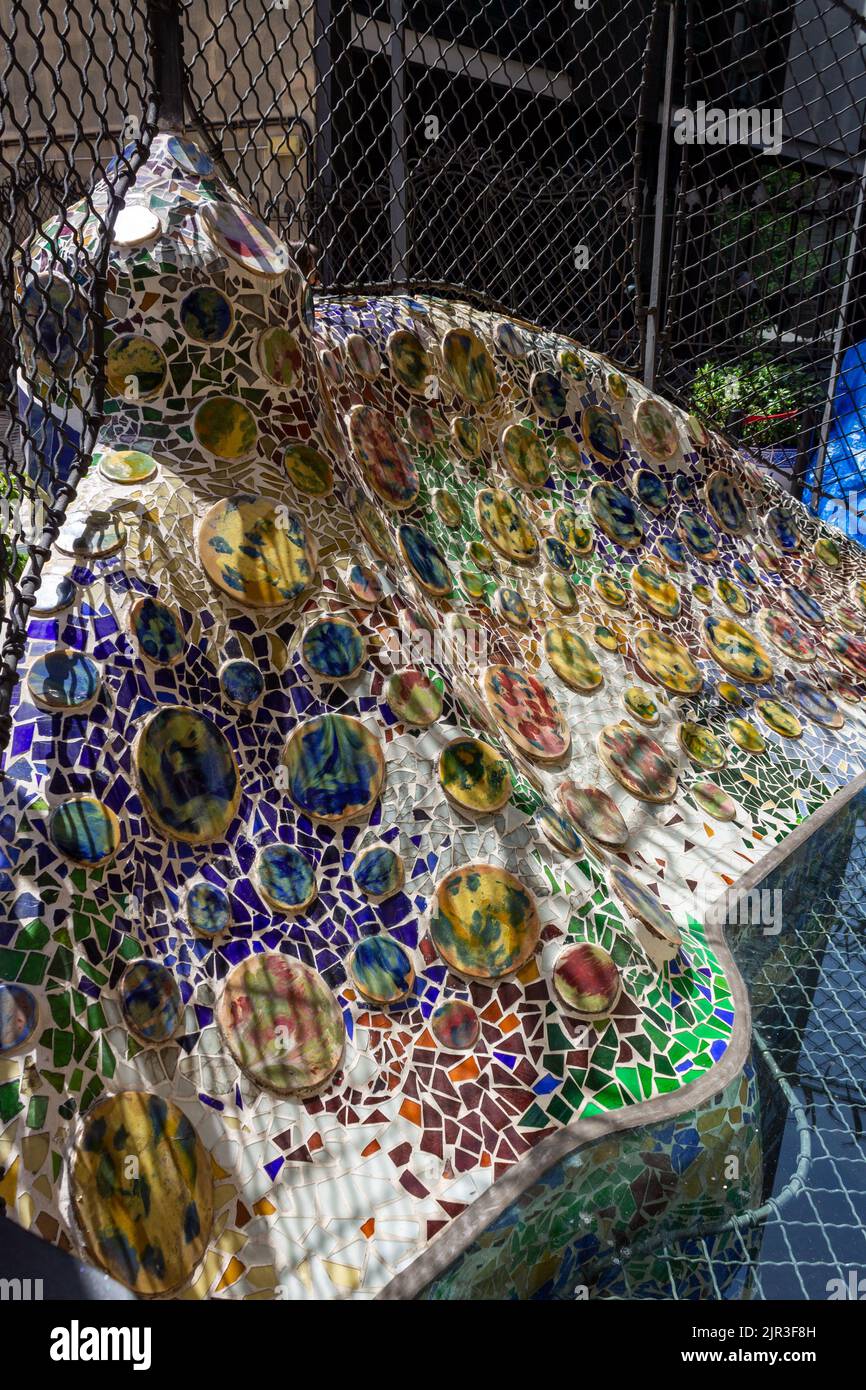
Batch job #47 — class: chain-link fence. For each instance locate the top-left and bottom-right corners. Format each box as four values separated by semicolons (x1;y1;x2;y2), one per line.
1;0;866;751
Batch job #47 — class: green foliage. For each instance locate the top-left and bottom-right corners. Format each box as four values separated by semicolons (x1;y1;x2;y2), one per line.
689;354;818;448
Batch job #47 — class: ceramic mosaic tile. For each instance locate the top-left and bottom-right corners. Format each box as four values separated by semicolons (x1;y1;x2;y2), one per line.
3;131;866;1300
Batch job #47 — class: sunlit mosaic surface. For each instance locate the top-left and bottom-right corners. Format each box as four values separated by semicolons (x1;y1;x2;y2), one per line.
3;131;866;1300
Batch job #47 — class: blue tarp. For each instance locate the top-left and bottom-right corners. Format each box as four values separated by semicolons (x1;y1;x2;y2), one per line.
802;342;866;540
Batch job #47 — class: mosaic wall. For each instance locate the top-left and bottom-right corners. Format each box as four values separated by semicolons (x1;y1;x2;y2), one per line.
2;131;866;1300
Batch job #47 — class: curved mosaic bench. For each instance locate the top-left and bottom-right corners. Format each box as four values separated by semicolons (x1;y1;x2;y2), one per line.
2;130;865;1299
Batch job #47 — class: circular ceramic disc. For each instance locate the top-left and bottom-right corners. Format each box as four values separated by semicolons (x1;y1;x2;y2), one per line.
728;716;766;753
49;795;120;866
301;615;365;681
705;471;749;536
527;368;566;418
733;558;759;589
442;327;498;404
589;481;643;548
593;624;620;652
198;494;315;607
32;571;77;615
544;624;603;693
347;562;384;606
593;572;627;608
766;505;800;554
257;326;302;386
347;332;380;380
553;433;584;472
544;570;578;612
283;714;385;823
348;403;419;509
631;561;680;619
756;606;816;662
686;412;709;447
606;369;628;401
633;468;669;512
283;441;333;497
716;577;750;617
385;668;443;726
186;880;232;937
703;616;773;684
553;942;622;1019
558;347;587;379
0;982;39;1055
134;705;240;844
692;582;712;606
113;204;162;247
756;698;802;738
558;781;628;848
398;524;452;596
353;844;404;901
106;334;168;400
581;405;622;464
633;626;702;695
789;679;843;728
786;585;824;626
387;329;431;393
597;722;678;803
452;415;482;458
439;737;512;813
27;648;100;711
218;953;344;1095
19;273;91;377
350;489;396;562
535;800;583;855
179;286;233;344
474;487;538;562
553;507;593;554
431;998;479;1050
500;422;550;489
677;508;719;560
254;843;317;913
634;398;679;461
193;395;258;461
166;133;215;176
349;936;415;1004
56;509;126;558
691;780;737;822
119;958;182;1043
430;863;540;980
98;447;158;484
718;680;743;706
71;1091;213;1295
482;664;570;761
494;319;526;358
129;595;185;667
543;536;574;573
677;721;726;770
496;585;530;628
832;632;866;679
433;489;463;527
623;685;659;725
201;200;291;276
814;535;840;568
219;658;265;708
754;542;781;572
608;865;681;948
656;535;686;570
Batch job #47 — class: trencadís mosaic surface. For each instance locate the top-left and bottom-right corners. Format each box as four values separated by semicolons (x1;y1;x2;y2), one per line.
3;130;866;1300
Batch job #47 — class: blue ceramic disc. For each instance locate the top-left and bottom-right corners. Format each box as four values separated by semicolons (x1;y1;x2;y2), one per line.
219;658;265;708
430;998;479;1050
166;133;215;177
186;881;232;937
397;524;452;597
0;983;39;1055
134;706;240;844
283;714;386;823
301;616;365;680
349;936;415;1004
254;843;317;913
179;285;233;343
129;595;185;666
119;959;182;1043
27;648;100;711
353;843;404;901
49;795;121;866
32;572;77;615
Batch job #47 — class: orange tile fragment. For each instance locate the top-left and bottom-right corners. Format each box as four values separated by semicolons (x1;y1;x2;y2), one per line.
399;1099;422;1126
498;1013;519;1034
481;1000;502;1023
360;1218;376;1239
215;1256;244;1292
449;1056;480;1083
415;1028;435;1049
480;1152;492;1168
251;1197;276;1217
361;1139;381;1158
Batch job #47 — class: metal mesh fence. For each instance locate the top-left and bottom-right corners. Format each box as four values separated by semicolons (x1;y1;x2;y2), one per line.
1;0;866;751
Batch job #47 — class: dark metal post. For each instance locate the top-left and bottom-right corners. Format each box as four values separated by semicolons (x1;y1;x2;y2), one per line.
314;0;335;285
147;0;186;130
389;0;408;284
644;1;677;388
